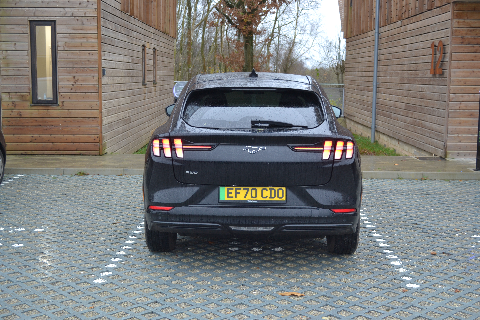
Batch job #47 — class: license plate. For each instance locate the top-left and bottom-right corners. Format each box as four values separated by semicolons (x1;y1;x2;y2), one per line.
219;187;286;203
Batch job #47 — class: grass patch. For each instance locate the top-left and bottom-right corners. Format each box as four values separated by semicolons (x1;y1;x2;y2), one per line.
135;143;148;154
353;133;400;156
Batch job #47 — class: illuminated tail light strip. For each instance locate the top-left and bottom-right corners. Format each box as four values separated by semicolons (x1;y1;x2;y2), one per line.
335;141;344;160
346;141;354;159
162;139;172;158
293;146;323;151
323;140;333;160
152;139;161;156
183;145;213;150
174;139;183;158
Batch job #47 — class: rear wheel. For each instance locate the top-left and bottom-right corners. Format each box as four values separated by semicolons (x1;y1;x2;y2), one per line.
145;218;177;252
327;221;360;254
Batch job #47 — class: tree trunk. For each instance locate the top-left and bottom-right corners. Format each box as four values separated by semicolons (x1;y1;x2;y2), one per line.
243;32;254;72
186;0;192;79
201;0;212;73
265;10;279;71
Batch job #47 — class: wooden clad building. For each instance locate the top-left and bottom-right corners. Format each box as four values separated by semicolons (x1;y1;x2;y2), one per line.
339;0;479;158
0;0;176;155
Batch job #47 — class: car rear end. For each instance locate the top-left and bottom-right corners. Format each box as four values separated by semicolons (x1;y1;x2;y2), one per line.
143;73;362;253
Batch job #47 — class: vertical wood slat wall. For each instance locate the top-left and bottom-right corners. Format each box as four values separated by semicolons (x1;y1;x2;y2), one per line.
0;0;101;154
0;0;176;154
101;0;175;154
343;0;454;38
344;4;452;157
342;0;479;157
447;2;480;158
121;0;176;37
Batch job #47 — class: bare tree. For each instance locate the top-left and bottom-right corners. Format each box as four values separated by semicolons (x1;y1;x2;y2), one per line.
214;0;291;72
321;36;345;84
174;0;326;80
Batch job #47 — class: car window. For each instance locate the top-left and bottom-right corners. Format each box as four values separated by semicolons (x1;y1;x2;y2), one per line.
183;89;324;129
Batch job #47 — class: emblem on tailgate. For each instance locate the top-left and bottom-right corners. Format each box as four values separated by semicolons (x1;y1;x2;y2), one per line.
243;146;266;154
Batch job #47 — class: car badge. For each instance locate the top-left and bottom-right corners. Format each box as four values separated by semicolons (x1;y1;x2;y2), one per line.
243;146;266;154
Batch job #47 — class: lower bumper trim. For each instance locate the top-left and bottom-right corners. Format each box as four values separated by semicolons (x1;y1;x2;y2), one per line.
149;221;355;236
230;226;275;231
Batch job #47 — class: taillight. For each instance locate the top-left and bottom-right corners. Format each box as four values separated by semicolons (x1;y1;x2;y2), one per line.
323;140;333;160
162;139;172;158
174;139;183;158
346;141;354;159
335;141;344;160
152;139;161;156
152;138;213;158
292;139;354;161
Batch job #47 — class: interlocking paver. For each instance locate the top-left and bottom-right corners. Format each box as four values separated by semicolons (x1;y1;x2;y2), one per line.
1;175;479;319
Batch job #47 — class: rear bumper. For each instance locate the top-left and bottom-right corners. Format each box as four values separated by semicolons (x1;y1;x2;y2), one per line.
145;206;359;237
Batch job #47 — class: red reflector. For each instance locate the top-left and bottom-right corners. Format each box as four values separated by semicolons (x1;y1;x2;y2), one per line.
162;139;172;158
148;206;174;211
346;141;354;159
174;139;183;158
335;141;344;160
152;139;161;157
331;208;356;213
323;141;333;160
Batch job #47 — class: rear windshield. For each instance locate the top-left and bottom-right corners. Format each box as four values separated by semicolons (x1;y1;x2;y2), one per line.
182;89;324;129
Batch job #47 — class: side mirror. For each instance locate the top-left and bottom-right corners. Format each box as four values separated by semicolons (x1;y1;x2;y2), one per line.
331;106;342;118
165;104;175;117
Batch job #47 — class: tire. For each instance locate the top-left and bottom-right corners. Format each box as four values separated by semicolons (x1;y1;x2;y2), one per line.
145;218;176;252
327;221;360;254
0;149;4;185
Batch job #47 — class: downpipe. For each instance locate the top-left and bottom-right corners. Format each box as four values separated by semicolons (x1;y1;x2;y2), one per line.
371;0;380;143
476;91;480;171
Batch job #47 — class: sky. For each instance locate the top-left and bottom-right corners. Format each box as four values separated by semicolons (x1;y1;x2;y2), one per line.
318;0;343;41
302;0;343;67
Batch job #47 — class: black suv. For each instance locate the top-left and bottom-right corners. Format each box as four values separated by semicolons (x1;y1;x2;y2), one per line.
143;71;362;254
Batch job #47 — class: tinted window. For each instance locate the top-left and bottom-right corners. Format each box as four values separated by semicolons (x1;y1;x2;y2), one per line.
183;89;324;129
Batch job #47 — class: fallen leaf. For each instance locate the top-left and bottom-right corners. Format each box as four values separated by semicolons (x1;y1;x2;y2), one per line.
394;164;398;166
431;251;437;255
279;292;305;297
208;241;215;245
455;289;461;293
402;289;408;292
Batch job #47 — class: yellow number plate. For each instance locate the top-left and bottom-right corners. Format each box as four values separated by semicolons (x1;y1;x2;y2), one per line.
219;187;286;203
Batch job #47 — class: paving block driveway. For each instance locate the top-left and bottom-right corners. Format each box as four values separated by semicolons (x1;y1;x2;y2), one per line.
0;175;479;320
